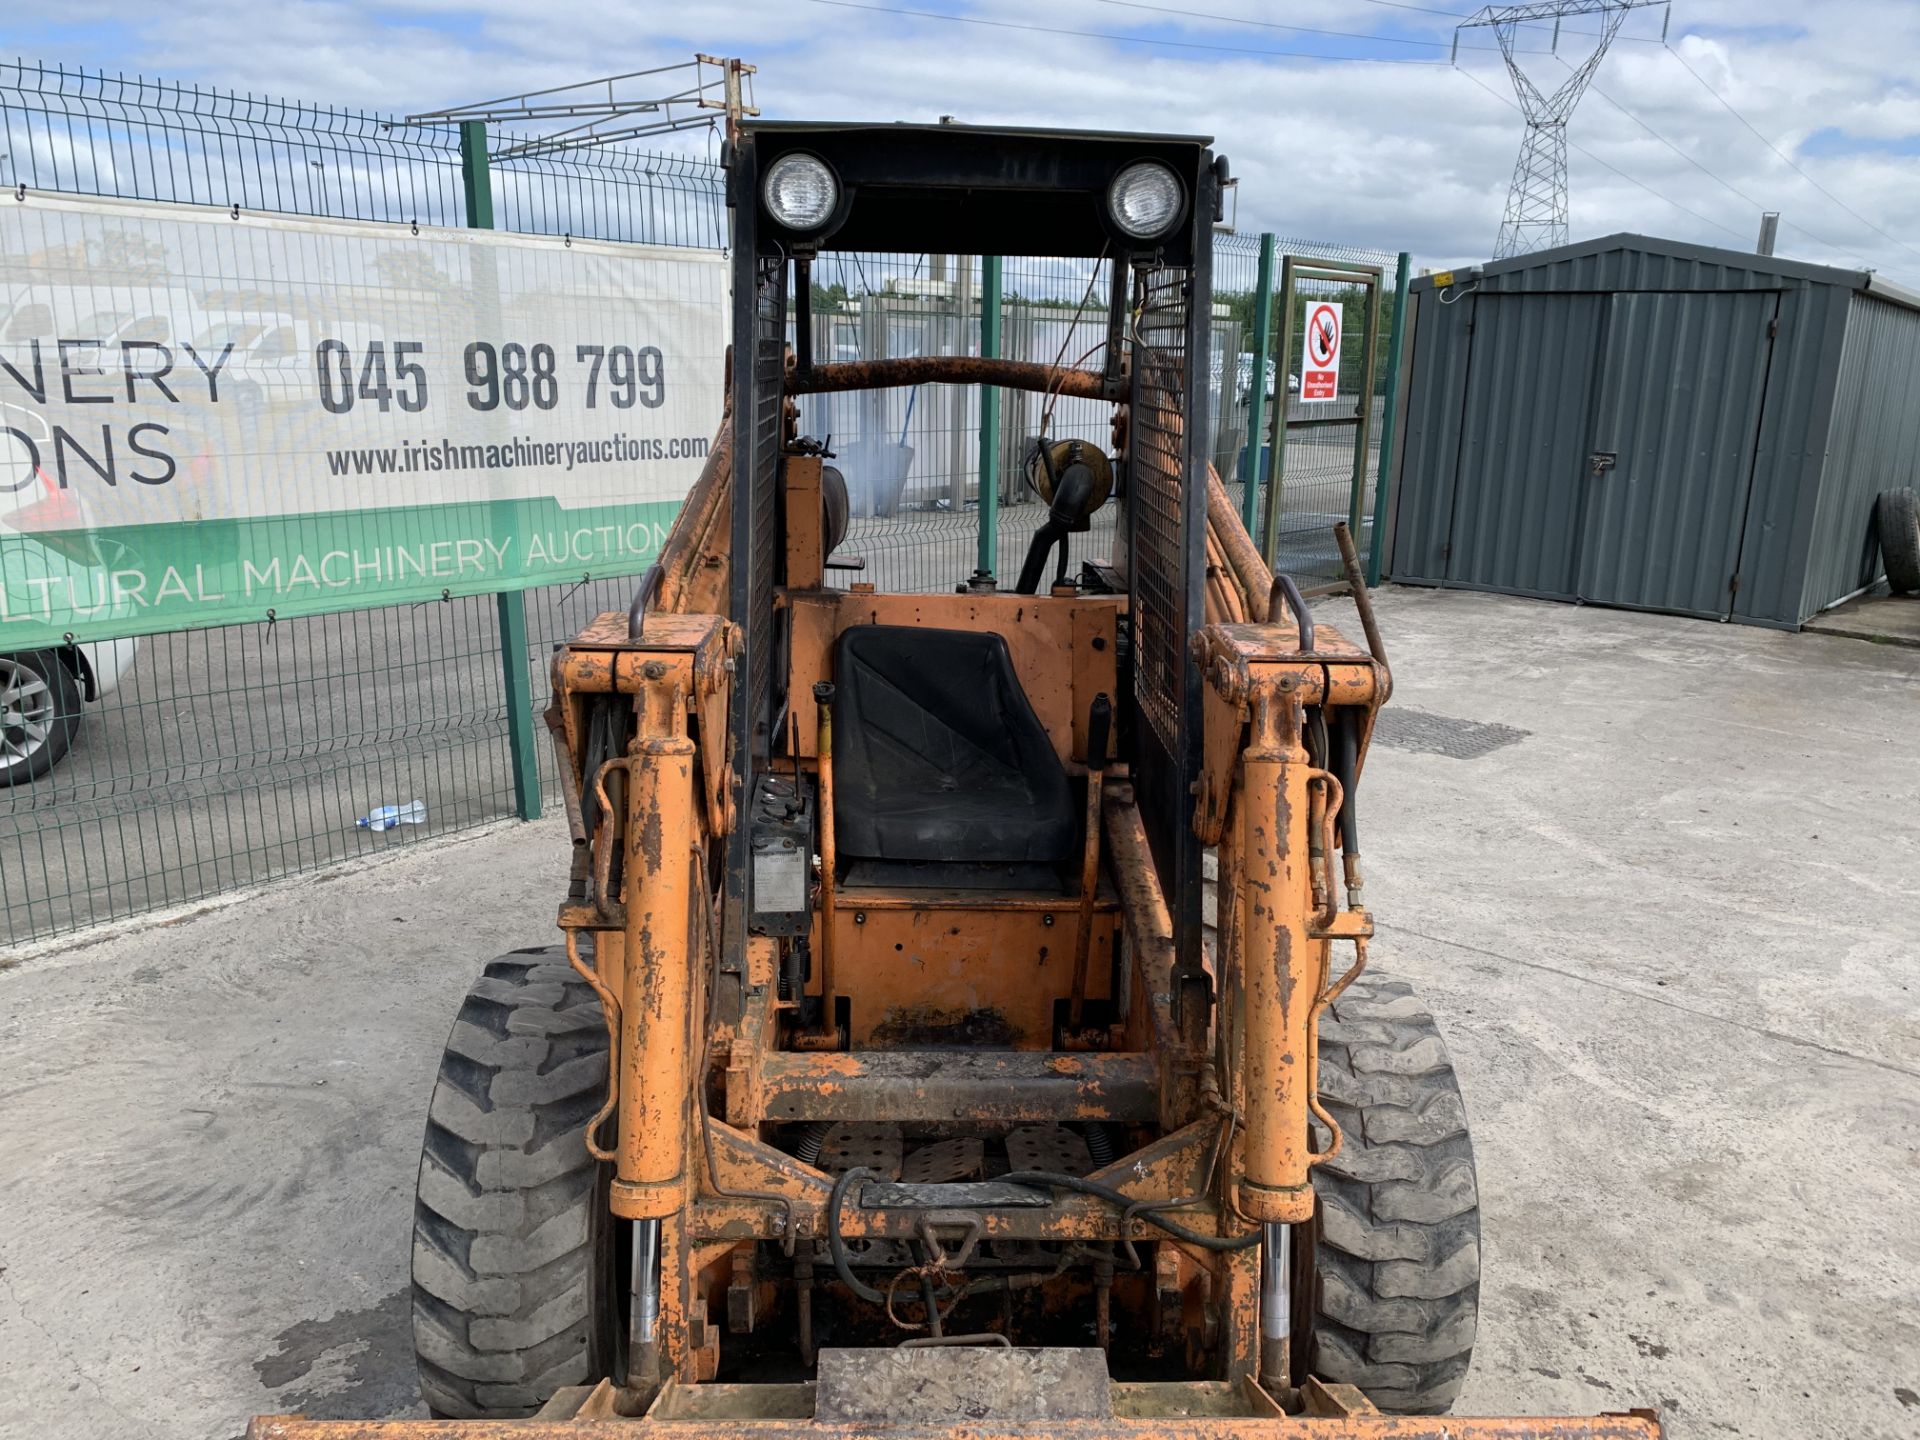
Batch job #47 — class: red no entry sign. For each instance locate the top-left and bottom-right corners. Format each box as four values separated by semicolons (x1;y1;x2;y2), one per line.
1302;301;1342;402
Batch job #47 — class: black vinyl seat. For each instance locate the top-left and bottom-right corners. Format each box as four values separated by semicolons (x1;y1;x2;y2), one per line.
831;625;1076;865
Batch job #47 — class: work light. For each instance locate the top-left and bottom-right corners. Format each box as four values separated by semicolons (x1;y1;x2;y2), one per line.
762;153;840;232
1107;160;1184;241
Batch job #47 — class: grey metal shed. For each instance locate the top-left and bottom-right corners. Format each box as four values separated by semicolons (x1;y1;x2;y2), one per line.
1386;233;1920;627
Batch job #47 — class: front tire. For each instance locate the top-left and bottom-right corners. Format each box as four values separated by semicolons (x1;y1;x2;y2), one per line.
410;948;620;1418
0;650;81;786
1308;973;1480;1414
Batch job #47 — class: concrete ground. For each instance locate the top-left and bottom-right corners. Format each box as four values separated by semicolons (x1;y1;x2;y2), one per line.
1803;589;1920;649
1;587;1915;1440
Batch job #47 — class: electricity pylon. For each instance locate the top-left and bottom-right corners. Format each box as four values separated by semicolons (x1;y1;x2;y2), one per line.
1456;2;1666;258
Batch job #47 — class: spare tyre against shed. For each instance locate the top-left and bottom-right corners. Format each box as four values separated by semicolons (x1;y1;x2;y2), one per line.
1382;232;1920;628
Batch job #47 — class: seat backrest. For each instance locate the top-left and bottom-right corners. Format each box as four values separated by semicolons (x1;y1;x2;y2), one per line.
831;625;1076;865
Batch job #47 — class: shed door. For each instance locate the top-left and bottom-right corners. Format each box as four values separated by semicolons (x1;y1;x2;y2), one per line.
1577;290;1779;618
1447;292;1606;598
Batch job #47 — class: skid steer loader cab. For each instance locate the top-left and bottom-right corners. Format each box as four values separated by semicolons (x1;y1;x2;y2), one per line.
250;122;1658;1440
727;123;1219;1014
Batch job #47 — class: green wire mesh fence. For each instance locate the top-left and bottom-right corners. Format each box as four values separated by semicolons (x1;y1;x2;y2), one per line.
1;579;633;942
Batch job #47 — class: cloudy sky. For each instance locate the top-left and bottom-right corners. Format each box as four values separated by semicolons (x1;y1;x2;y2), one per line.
8;1;1920;277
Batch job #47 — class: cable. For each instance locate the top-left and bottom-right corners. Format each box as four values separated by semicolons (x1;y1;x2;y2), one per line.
1456;65;1749;244
1662;42;1920;265
1574;76;1868;263
826;1166;888;1303
1357;0;1474;13
795;0;1447;64
1088;0;1476;50
1148;0;1676;44
802;0;1672;69
1085;0;1607;57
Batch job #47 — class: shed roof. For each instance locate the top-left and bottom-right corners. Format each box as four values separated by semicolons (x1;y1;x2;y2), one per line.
1411;232;1920;314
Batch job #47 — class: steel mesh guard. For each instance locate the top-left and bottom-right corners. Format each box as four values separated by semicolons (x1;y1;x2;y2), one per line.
747;261;788;758
1129;267;1191;754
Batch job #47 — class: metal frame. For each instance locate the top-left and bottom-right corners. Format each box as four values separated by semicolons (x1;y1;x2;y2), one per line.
1257;257;1386;576
406;56;757;160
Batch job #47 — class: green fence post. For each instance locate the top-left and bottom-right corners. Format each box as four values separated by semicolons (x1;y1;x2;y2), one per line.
976;256;1004;578
459;119;493;229
1240;234;1276;532
460;120;542;821
1367;251;1413;586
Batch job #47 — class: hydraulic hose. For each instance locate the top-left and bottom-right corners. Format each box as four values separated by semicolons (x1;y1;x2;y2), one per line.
827;1166;888;1304
1332;710;1361;853
1266;573;1314;652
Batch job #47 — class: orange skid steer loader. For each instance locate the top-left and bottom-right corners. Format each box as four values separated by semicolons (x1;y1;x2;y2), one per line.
252;122;1656;1440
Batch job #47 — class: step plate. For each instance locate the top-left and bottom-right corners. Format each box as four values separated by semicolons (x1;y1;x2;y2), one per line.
814;1347;1113;1425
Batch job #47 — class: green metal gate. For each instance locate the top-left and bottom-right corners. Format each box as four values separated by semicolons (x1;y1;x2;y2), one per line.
1258;256;1386;585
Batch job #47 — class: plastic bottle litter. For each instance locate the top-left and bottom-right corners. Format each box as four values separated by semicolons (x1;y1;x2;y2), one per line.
357;800;428;831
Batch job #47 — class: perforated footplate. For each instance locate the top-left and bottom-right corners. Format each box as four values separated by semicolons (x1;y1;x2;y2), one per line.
815;1127;1097;1183
817;1124;904;1179
900;1136;986;1184
1371;707;1529;760
1005;1124;1093;1176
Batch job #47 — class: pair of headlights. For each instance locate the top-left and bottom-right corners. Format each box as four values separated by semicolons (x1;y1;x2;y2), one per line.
761;153;1187;242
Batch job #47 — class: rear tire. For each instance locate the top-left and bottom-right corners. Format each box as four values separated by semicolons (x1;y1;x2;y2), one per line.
1307;973;1480;1414
410;948;619;1418
1876;487;1920;594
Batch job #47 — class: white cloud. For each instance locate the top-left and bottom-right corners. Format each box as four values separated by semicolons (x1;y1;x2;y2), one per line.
18;0;1920;277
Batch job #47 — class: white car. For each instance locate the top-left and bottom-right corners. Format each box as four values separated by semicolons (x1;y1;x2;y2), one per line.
1;401;140;785
0;639;137;785
1234;354;1301;404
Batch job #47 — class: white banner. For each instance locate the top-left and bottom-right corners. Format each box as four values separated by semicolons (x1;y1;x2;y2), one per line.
1;192;727;642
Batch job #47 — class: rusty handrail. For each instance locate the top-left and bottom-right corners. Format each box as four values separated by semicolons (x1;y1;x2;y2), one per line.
788;356;1118;399
1333;520;1390;680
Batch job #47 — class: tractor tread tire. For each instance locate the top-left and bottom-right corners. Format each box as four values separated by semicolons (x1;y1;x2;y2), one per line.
410;948;614;1419
1310;973;1480;1415
1876;487;1920;595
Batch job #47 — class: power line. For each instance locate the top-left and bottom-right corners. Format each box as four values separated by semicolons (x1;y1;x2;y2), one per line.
793;0;1902;272
794;0;1447;63
1082;0;1917;268
1084;0;1666;57
1661;42;1920;264
1106;0;1671;29
1456;65;1750;244
1085;0;1562;55
1339;0;1477;16
1089;0;1466;48
1573;76;1868;263
803;0;1666;64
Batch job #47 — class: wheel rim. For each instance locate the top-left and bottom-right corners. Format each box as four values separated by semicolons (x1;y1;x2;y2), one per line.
0;657;56;767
